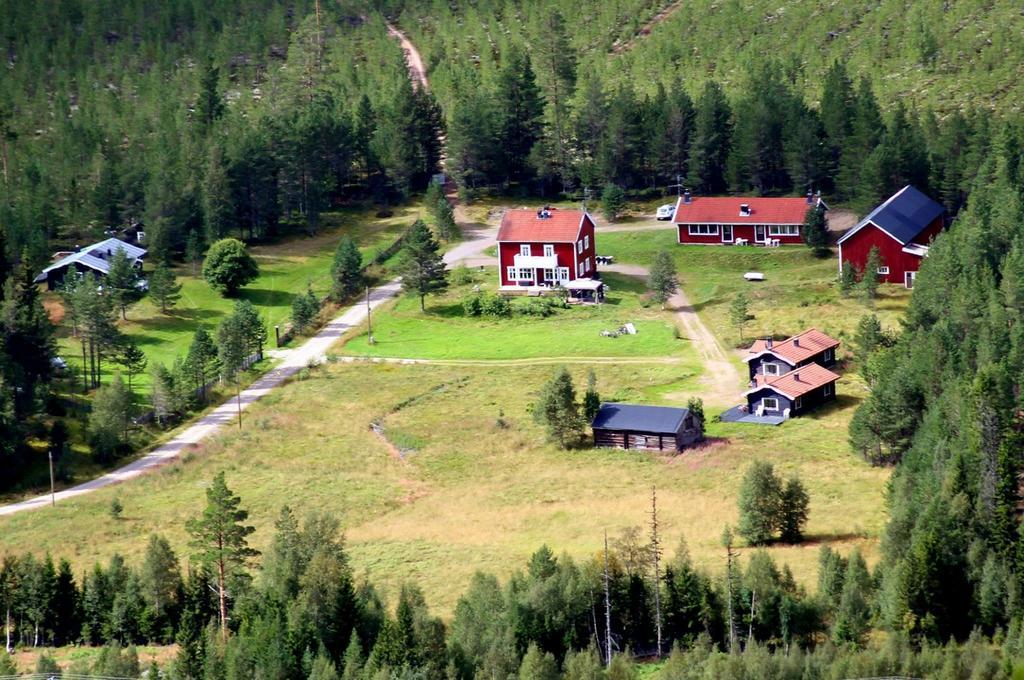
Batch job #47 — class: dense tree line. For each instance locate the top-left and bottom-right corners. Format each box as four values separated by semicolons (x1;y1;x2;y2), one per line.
3;473;1024;679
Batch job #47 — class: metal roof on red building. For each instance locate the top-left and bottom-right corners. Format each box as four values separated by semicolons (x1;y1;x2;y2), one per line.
496;208;589;243
672;196;818;225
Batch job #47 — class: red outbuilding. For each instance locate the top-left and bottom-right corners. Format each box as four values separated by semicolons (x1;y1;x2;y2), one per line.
673;192;825;246
496;207;597;289
837;185;945;288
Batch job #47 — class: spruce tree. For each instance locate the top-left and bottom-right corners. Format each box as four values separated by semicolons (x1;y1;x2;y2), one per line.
582;369;601;423
601;184;626;221
435;198;458;242
839;260;857;297
117;340;147;397
148;263;182;313
859;246;882;303
330;237;363;302
737;460;782;545
518;643;558;680
778;476;810;543
89;372;131;462
495;46;545;184
186;471;258;639
202;146;233;244
729;292;750;342
396;220;448;312
185;327;219;400
687;81;732;195
801;206;830;256
533;367;584;448
185;229;204;277
832;549;872;646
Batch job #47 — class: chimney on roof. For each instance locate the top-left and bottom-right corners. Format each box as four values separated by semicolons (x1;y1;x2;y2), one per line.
806;190;814;204
538;206;552;219
766;337;773;349
683;190;692;204
739;203;751;217
794;372;801;382
793;337;800;347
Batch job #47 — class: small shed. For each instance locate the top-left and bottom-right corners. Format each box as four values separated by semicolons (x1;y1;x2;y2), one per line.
591;402;703;452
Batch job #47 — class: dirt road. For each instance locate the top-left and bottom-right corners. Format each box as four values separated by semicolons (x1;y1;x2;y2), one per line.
386;22;429;91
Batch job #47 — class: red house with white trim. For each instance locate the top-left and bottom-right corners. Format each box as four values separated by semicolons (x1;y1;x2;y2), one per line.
496;207;597;288
673;192;825;245
837;185;944;288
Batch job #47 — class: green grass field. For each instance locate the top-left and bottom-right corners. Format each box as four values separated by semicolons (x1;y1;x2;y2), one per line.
596;231;912;349
50;205;426;392
340;270;686;361
0;360;886;619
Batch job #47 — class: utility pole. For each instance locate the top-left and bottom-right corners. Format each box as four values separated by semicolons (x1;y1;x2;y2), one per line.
603;530;613;668
650;486;663;657
366;285;375;344
48;450;56;507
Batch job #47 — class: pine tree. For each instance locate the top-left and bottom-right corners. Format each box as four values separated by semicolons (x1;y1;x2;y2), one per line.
106;249;144;320
202;146;233;244
687;81;732;195
290;288;320;334
232;300;266;360
148;263;182;313
434;198;458;242
185;327;219;401
648;250;679;307
396;220;448;312
216;313;248;385
185;229;204;277
195;61;225;130
1;261;56;414
601;184;626;221
330;237;363;302
737;460;782;545
518;643;558;680
832;549;872;646
533;367;584;448
186;471;258;639
117;339;147;397
530;8;576;190
495;46;545;184
854;314;885;383
819;61;854;189
140;534;181;644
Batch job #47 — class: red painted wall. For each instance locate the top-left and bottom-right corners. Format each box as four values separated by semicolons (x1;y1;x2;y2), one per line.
839;215;943;285
497;215;598;286
676;223;803;245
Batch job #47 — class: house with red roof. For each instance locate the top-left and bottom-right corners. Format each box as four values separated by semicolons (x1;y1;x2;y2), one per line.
496;207;598;295
743;329;840;382
743;363;840;418
837;185;945;288
673;191;825;246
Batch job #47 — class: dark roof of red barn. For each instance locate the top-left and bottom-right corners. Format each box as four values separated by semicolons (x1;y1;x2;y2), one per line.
497;208;589;243
838;185;944;245
672;196;818;225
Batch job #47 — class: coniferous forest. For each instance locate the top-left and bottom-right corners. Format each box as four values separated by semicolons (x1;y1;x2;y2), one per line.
3;0;1024;677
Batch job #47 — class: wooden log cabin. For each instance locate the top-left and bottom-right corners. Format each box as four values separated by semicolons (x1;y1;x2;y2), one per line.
591;403;703;452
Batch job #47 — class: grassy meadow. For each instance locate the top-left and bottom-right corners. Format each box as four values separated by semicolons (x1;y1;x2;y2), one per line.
341;270;686;361
0;360;886;618
50;205;425;392
596;231;911;350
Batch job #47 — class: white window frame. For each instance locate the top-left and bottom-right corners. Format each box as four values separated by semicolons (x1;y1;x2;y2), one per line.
543;244;554;257
506;266;515;281
905;271;917;288
877;266;890;275
762;397;779;411
722;225;734;242
768;225;800;237
520;244;531;256
577;241;583;254
764;363;780;376
584;257;591;272
514;267;534;281
584;235;590;250
794;397;803;410
688;224;719;236
542;268;554;282
824;383;833;397
823;348;834;362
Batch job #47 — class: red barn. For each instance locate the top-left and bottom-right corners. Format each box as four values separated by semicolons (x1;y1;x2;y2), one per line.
837;185;945;288
496;207;597;288
673;192;825;245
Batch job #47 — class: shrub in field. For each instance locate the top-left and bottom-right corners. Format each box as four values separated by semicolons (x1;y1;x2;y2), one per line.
463;294;483;317
202;238;259;296
481;293;512;317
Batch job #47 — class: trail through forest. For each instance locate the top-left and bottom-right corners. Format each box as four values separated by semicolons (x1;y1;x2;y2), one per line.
611;0;684;54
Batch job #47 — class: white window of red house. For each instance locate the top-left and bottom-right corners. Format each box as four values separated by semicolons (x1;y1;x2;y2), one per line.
577;241;583;254
768;225;800;236
520;244;531;256
688;224;719;236
558;267;569;282
542;269;554;281
584;235;590;250
543;244;554;257
506;266;515;281
877;266;890;275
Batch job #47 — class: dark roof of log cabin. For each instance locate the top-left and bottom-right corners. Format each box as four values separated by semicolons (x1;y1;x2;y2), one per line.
744;329;840;364
496;208;589;243
591;403;690;433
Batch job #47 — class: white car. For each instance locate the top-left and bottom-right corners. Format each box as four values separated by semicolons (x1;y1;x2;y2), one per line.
655;204;675;220
51;356;68;371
